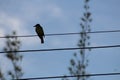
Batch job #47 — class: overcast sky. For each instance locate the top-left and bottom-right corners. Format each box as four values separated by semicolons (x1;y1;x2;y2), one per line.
0;0;120;80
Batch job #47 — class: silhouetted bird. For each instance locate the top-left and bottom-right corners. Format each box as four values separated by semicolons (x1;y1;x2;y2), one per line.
34;24;45;43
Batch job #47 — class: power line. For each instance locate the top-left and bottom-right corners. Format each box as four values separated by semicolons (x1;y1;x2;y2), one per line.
14;72;120;80
0;29;120;38
1;44;120;54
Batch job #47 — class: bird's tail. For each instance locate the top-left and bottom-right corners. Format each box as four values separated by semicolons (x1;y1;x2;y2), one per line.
41;37;44;43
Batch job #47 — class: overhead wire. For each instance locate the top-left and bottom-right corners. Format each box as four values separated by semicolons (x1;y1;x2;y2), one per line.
1;44;120;54
0;30;119;79
14;72;120;80
0;29;120;38
1;30;120;80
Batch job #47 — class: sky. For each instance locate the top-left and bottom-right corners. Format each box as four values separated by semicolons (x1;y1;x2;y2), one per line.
0;0;120;80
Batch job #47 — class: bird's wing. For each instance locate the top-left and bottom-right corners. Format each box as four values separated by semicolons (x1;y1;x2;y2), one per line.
36;27;44;36
41;27;45;37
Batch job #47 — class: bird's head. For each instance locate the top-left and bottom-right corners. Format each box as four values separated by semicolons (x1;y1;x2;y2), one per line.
33;24;40;27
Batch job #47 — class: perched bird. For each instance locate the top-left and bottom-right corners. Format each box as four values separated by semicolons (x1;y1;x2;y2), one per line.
33;24;45;43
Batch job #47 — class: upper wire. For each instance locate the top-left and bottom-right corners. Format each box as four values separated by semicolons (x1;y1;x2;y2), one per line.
0;29;120;38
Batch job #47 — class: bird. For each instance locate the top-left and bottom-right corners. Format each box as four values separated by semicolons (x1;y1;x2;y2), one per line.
33;24;45;44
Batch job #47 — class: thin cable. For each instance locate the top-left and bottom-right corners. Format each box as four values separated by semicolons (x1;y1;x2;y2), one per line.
0;29;120;38
1;44;120;54
14;72;120;80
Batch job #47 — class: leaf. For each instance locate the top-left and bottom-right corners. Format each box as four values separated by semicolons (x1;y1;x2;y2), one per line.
88;28;91;32
13;31;16;35
68;67;72;72
74;53;77;57
15;66;21;72
80;39;83;44
85;0;89;3
84;5;89;9
88;42;90;46
87;12;91;19
3;48;7;51
87;36;90;39
8;71;15;78
81;17;86;22
80;23;85;29
11;42;16;46
6;53;14;61
70;59;75;66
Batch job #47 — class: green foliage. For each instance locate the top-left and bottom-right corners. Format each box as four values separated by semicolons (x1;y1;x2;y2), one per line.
3;31;23;79
63;0;92;80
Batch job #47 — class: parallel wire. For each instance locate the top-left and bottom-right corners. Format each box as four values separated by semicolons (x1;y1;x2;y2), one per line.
14;72;120;80
1;44;120;54
1;30;120;80
0;30;120;38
